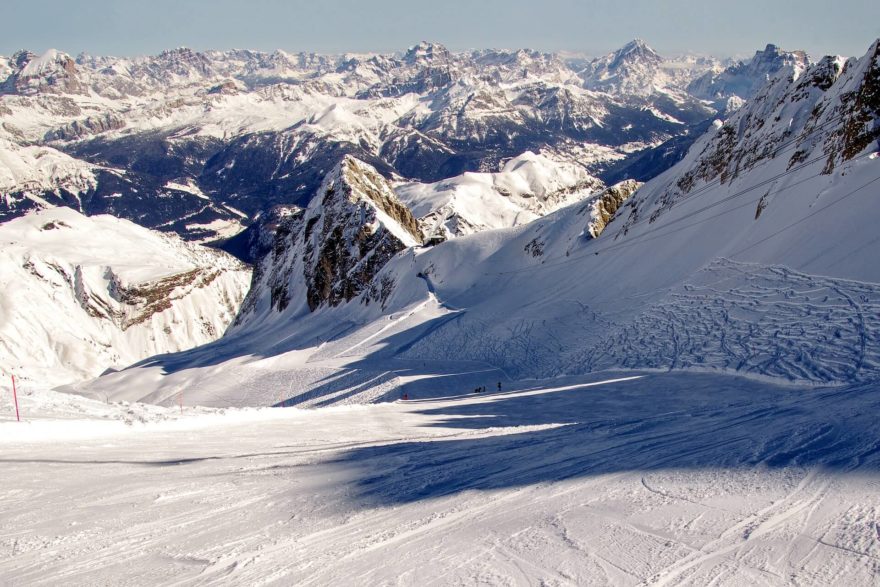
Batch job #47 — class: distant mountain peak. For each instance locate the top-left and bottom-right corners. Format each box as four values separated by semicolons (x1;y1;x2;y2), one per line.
687;42;811;104
615;39;660;60
620;38;652;53
403;41;450;64
1;48;82;95
580;38;666;95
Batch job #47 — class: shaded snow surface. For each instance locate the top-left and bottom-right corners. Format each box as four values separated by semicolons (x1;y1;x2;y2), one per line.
2;373;880;585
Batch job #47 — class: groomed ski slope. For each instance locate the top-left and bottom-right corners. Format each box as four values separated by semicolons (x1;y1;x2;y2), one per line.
2;372;880;585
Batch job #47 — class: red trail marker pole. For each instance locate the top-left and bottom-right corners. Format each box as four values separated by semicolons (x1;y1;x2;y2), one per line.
11;375;20;422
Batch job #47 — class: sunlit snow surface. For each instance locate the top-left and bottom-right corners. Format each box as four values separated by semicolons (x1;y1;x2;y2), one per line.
2;373;879;585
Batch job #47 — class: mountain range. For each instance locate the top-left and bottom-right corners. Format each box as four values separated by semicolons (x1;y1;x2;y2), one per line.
57;37;880;405
2;39;801;249
4;30;880;587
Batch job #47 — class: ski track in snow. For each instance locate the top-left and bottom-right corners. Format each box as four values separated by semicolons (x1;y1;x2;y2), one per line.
575;259;880;383
1;373;879;585
395;258;880;385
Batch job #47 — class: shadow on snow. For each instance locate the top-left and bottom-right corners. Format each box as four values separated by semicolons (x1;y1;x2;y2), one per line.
326;372;880;507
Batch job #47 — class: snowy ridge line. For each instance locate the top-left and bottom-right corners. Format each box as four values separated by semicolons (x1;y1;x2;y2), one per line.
490;145;853;278
598;111;856;239
493;149;875;279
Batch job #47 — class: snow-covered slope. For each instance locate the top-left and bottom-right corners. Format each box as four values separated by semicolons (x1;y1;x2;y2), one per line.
71;38;880;407
0;137;98;215
0;207;251;386
6;373;880;585
395;151;605;237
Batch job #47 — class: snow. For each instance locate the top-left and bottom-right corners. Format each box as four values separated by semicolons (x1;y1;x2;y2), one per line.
0;208;251;387
2;40;880;585
0;137;96;197
164;180;209;200
3;372;880;584
184;218;246;241
78;39;880;408
19;49;69;77
0;39;718;203
396;151;603;237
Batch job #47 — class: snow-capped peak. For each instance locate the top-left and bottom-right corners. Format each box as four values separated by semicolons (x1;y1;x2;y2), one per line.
687;42;811;104
613;39;661;65
1;48;83;95
580;39;667;96
403;41;451;65
19;49;73;76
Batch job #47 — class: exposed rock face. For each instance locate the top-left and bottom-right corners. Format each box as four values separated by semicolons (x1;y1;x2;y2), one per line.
234;156;422;326
303;157;422;310
585;180;642;238
835;42;880;161
0;49;85;95
617;40;879;234
688;44;810;105
0;207;251;386
44;113;126;141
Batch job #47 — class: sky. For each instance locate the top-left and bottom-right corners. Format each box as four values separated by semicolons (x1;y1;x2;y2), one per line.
2;0;878;59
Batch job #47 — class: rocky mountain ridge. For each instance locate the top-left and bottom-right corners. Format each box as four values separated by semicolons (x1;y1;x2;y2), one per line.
0;39;772;248
234;156;423;331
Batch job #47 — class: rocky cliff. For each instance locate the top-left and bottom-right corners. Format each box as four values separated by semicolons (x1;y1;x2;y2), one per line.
234;156;422;328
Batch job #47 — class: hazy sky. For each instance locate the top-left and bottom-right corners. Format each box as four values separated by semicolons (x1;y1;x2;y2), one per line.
2;0;878;59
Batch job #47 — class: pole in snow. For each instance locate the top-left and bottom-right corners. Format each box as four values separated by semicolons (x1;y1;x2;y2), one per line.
11;375;20;422
178;391;183;414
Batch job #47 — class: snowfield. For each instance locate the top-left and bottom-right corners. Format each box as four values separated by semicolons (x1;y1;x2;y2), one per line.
2;373;879;585
0;207;251;387
3;36;880;587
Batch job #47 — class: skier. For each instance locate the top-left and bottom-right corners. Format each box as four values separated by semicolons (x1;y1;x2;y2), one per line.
497;381;502;392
